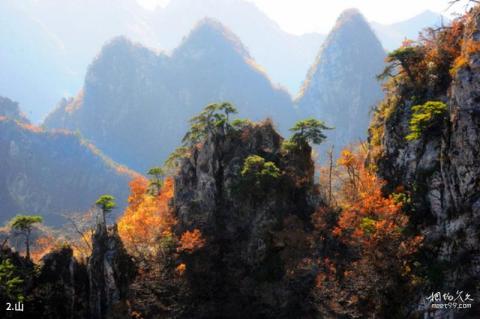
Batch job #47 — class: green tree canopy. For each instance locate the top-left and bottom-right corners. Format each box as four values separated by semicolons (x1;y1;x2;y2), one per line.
289;118;331;146
241;155;281;193
10;215;43;232
96;195;116;225
406;101;448;141
379;44;424;81
147;166;165;195
182;102;238;145
164;147;189;172
0;259;24;301
10;215;43;260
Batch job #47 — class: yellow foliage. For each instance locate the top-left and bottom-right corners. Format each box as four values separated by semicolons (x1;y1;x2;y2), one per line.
451;55;469;76
30;235;60;263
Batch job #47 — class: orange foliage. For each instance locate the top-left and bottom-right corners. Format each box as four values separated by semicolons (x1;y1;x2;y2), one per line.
178;229;205;253
118;177;177;261
19;122;43;133
175;263;186;275
313;146;422;317
333;147;421;253
30;235;60;263
127;177;149;209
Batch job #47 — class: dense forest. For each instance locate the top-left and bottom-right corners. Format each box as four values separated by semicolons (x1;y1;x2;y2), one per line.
1;2;480;319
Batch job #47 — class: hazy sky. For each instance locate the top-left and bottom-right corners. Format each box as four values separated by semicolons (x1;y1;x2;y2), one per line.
137;0;465;35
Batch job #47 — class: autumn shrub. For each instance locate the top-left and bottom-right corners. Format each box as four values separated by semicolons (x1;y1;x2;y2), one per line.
379;18;464;99
313;147;423;318
118;176;176;263
30;235;62;263
119;175;206;318
450;38;480;75
178;229;206;253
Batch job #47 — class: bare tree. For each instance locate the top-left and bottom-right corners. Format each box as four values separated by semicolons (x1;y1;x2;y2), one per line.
327;146;335;205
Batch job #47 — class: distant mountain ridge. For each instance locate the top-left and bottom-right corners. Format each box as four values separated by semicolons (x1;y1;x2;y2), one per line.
44;20;296;173
149;0;326;94
0;97;30;123
1;0;445;122
372;10;449;51
0;97;137;226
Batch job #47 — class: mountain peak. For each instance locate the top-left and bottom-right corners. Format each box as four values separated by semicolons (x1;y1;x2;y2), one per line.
99;36;143;56
94;35;162;62
296;8;385;157
175;18;251;59
334;8;370;31
338;8;363;20
414;10;441;20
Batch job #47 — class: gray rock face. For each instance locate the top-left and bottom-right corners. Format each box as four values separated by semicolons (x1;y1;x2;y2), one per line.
88;223;135;319
374;10;480;318
297;9;386;159
173;121;316;318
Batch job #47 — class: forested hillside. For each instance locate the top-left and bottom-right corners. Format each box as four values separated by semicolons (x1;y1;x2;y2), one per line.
0;97;137;225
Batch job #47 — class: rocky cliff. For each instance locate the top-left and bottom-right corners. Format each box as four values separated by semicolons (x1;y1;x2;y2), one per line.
0;224;135;319
34;247;90;319
370;7;480;317
173;120;316;318
88;223;135;319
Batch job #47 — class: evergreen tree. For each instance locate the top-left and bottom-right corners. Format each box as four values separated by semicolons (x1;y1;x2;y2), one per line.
289;118;331;146
10;215;43;260
95;195;116;225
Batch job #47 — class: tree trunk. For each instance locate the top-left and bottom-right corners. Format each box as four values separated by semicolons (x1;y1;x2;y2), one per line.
25;230;31;260
328;146;334;205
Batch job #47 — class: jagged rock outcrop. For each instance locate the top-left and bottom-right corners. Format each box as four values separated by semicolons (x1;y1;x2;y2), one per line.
297;9;385;159
44;20;296;173
1;230;135;319
371;8;480;318
174;120;316;318
88;223;135;319
35;247;90;319
0;98;137;226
